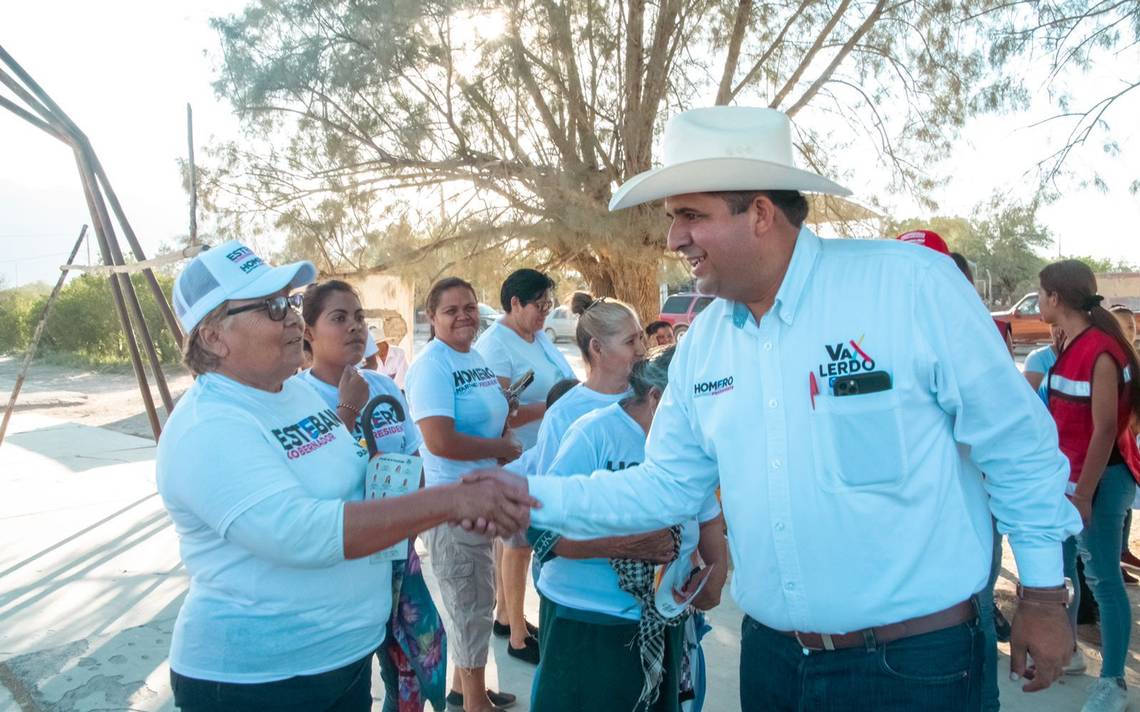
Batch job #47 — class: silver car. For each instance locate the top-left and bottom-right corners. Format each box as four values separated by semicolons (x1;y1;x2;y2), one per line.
543;305;577;343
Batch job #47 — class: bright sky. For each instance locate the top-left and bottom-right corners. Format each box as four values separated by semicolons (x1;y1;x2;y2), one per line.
1;1;1137;288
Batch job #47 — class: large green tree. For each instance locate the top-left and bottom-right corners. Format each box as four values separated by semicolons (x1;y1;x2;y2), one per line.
985;0;1140;190
207;0;1021;317
891;197;1052;306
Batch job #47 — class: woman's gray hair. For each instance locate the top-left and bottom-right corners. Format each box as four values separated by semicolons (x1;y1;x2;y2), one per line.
626;345;676;402
570;291;640;364
182;301;229;376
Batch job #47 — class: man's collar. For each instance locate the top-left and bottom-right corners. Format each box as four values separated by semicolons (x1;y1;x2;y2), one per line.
729;226;821;328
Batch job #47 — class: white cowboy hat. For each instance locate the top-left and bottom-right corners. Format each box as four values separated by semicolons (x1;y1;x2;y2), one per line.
609;107;851;211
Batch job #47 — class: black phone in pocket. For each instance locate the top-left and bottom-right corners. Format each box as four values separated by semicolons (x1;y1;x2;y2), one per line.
832;370;892;397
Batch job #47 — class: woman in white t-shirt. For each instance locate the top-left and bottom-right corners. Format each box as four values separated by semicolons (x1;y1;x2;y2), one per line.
294;280;443;711
526;291;647;475
530;346;728;712
406;277;523;712
475;268;575;663
156;244;533;712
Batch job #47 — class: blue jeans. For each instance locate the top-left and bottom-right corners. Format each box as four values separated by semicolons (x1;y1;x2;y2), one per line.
740;614;983;711
170;653;373;712
1062;463;1136;679
977;518;1003;711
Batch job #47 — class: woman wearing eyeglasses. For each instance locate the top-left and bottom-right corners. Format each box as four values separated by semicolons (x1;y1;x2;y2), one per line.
475;269;575;664
156;243;534;712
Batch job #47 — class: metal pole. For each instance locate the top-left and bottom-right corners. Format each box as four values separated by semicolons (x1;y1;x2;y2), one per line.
187;103;198;245
77;147;175;417
74;149;162;440
0;227;87;447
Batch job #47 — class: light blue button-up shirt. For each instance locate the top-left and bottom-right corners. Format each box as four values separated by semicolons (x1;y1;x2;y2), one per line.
529;228;1081;633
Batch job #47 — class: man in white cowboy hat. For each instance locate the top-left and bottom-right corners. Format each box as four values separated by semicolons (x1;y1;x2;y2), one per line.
467;106;1083;711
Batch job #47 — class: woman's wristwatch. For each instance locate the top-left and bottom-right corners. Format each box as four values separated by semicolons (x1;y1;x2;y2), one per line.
1016;578;1074;606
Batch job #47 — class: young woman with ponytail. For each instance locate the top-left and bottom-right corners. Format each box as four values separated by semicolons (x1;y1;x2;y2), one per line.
1039;259;1140;712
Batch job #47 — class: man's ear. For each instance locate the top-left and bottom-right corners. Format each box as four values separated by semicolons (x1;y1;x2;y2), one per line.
749;193;779;238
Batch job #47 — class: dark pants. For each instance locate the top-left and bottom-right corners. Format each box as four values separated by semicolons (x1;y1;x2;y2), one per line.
531;595;683;712
740;614;983;712
170;654;373;712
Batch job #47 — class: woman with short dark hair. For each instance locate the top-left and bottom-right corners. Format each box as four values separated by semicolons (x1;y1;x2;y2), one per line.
475;268;575;662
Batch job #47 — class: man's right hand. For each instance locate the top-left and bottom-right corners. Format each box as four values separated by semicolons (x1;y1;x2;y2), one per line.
453;468;538;537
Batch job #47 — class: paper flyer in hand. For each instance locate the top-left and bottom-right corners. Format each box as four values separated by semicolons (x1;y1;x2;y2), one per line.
653;554;716;618
366;452;422;563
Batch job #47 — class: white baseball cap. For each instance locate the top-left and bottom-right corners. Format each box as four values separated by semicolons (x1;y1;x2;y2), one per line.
172;240;318;332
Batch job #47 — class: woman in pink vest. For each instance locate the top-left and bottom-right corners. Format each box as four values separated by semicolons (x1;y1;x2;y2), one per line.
1040;259;1140;712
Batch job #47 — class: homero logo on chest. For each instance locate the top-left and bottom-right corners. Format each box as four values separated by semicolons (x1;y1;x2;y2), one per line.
818;340;876;378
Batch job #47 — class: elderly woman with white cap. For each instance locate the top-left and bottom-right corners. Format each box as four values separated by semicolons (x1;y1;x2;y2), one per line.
157;242;534;712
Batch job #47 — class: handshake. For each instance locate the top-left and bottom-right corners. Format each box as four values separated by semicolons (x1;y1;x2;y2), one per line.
449;468;540;538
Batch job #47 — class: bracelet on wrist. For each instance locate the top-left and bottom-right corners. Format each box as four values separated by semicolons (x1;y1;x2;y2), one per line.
337;402;361;415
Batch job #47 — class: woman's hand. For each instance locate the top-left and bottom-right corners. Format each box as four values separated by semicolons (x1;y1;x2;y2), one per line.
1068;493;1092;525
611;529;677;564
338;365;370;413
497;429;523;464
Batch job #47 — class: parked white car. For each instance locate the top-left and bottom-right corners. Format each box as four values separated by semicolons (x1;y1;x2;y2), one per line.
477;303;502;335
544;305;577;342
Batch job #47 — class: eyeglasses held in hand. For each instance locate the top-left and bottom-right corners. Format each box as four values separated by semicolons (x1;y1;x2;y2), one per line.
226;293;304;321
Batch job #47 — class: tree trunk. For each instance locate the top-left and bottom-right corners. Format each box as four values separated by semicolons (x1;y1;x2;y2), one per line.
572;246;662;325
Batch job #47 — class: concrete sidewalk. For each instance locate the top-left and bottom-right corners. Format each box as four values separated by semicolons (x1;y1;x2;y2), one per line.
1;413;1137;711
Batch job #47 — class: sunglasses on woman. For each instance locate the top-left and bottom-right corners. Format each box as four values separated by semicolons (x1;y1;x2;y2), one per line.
225;293;304;321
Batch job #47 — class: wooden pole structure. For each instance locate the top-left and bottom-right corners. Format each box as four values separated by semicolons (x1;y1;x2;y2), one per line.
86;154;176;414
0;44;192;438
63;245;207;275
0;226;88;447
73;150;163;439
187;103;198;245
0;45;184;348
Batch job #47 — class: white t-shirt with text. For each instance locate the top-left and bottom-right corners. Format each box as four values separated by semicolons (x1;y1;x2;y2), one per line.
295;368;422;455
156;373;390;683
539;403;720;620
405;339;510;487
525;384;630;474
475;321;574;448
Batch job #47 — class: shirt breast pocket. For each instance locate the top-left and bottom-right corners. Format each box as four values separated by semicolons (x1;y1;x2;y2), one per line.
810;389;908;491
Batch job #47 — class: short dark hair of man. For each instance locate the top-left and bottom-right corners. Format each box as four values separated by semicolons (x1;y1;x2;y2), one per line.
546;378;580;408
949;252;974;283
645;320;672;337
711;190;810;228
500;268;556;312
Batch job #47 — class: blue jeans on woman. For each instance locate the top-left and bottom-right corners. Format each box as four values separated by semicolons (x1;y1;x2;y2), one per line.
1062;463;1136;679
739;613;983;711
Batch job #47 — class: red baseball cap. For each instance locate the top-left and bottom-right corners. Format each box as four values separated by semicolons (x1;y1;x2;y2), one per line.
896;229;950;256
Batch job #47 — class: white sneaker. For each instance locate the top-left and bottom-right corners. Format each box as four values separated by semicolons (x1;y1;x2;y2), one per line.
1081;678;1129;712
1066;648;1088;675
